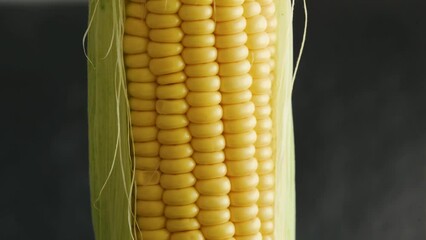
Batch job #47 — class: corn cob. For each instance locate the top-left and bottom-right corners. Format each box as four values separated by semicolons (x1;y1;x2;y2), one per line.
87;0;295;239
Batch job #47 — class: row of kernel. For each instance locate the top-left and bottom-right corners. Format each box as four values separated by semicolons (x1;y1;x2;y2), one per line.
144;1;200;240
124;2;169;240
181;0;234;239
252;0;276;239
216;0;262;239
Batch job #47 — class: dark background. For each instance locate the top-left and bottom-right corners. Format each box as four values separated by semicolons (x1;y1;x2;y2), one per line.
0;0;425;239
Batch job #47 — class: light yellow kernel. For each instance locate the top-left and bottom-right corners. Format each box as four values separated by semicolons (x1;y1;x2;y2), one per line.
191;135;226;152
258;206;274;221
254;118;272;132
186;92;222;107
157;99;187;115
197;195;230;210
215;17;246;35
224;145;256;161
160;173;196;189
243;1;261;18
213;6;244;22
165;204;199;219
149;28;184;43
182;47;217;64
193;163;227;179
195;177;231;195
230;174;259;192
220;74;252;92
146;14;181;29
160;143;193;159
179;5;212;20
150;55;185;75
214;0;244;7
156;114;189;129
182;19;215;35
226;158;258;176
218;46;249;63
192;151;225;165
136;170;160;185
147;42;183;58
158;128;192;145
215;32;247;48
254;105;272;119
187;105;223;123
258;189;274;207
185;62;219;77
186;76;221;92
219;60;251;76
223;116;257;134
146;0;181;14
136;157;160;170
234;232;262;240
137;216;166;230
250;62;271;78
260;221;274;235
255;147;272;161
224;131;257;148
170;230;204;240
261;3;276;18
248;49;271;63
250;78;272;94
201;222;235;239
246;32;270;50
246;15;267;34
234;218;261;236
156;83;188;100
182;34;215;47
230;205;258;222
255;132;272;147
197;209;231;226
189;121;224;138
157;71;187;85
160;158;195;174
222;101;255;120
163;187;199;205
166;218;200;233
258;173;274;190
221;90;252;105
257;160;274;176
229;189;259;207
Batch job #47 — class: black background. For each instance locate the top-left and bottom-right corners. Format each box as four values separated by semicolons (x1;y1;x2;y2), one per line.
0;1;425;239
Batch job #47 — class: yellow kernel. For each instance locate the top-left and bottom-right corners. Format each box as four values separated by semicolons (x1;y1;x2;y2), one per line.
223;116;257;134
230;174;259;192
201;222;235;239
189;121;224;138
219;60;251;76
261;3;276;18
125;17;148;37
267;16;277;32
260;221;274;235
160;143;193;159
257;160;274;175
220;74;252;93
187;105;222;123
230;205;258;223
213;6;244;22
193;163;227;179
185;62;219;77
149;28;184;43
191;135;226;152
215;17;246;35
182;19;215;35
147;42;183;58
251;78;272;94
234;218;261;236
215;32;247;48
254;118;272;132
136;200;164;217
224;145;256;161
248;49;271;63
156;83;188;99
166;218;200;233
179;5;213;20
224;131;257;148
218;46;249;63
258;173;274;190
222;101;255;120
255;147;272;161
229;189;259;207
258;0;273;5
123;35;148;54
158;128;192;145
214;0;244;7
156;100;189;114
136;157;160;170
182;47;217;64
258;206;274;221
157;71;187;85
165;204;199;218
268;32;277;44
146;13;181;29
246;15;268;34
186;92;222;107
192;151;225;165
246;32;270;49
262;235;273;240
195;177;231;195
136;170;160;185
254;105;272;119
156;115;189;129
126;68;155;82
160;173;196;189
182;34;215;47
221;89;252;104
181;0;212;4
130;98;155;111
250;62;271;78
197;209;231;226
132;126;157;142
126;2;147;19
255;132;272;147
160;158;195;174
197;195;230;210
170;230;204;240
128;82;157;99
150;55;185;75
125;53;150;68
146;0;181;14
135;141;160;157
138;229;169;240
137;185;163;201
258;189;274;207
226;158;258;176
243;1;261;18
131;111;156;127
163;187;199;205
137;216;166;230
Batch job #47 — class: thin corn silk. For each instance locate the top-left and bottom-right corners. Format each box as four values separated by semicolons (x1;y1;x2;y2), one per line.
83;0;307;240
